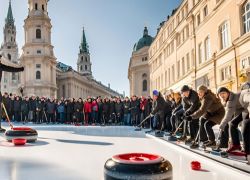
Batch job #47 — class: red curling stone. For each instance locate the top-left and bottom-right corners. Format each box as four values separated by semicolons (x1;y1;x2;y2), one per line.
12;138;27;146
191;161;201;170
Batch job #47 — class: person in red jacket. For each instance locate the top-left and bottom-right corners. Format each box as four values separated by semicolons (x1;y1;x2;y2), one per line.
84;98;92;125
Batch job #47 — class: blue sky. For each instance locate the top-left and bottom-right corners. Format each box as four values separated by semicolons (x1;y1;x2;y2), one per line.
0;0;182;96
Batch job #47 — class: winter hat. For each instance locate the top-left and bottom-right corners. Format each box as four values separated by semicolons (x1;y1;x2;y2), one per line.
217;87;230;94
198;85;208;92
153;90;159;96
181;85;190;93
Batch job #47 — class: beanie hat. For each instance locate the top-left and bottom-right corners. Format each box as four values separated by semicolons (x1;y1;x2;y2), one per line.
153;90;159;96
198;85;208;92
181;85;190;93
217;87;230;94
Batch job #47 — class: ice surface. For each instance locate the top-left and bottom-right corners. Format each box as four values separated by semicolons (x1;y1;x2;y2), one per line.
0;124;249;180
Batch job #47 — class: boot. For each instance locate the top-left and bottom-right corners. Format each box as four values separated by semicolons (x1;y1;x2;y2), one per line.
177;136;187;141
226;144;241;153
190;142;199;149
0;127;6;133
185;137;194;144
205;140;216;147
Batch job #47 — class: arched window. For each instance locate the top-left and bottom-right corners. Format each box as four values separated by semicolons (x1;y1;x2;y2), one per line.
42;4;45;11
85;57;88;62
143;80;147;92
36;71;41;80
243;1;250;33
7;54;11;60
36;29;41;39
80;65;83;71
35;3;38;10
81;56;84;62
85;65;88;70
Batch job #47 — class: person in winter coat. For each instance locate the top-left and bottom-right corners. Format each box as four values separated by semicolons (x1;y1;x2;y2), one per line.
170;92;184;133
180;85;201;143
84;98;92;125
21;96;29;124
13;96;21;122
140;96;148;127
97;97;103;125
217;87;246;150
239;82;250;164
35;99;43;124
74;98;84;124
115;98;124;124
102;98;110;125
130;95;140;126
186;85;225;148
57;100;65;124
65;98;74;124
28;95;37;123
123;97;131;125
92;99;99;124
46;99;56;124
151;90;171;132
109;98;116;124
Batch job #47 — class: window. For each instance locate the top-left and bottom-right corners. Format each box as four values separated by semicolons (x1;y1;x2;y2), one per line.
204;36;211;61
42;5;44;11
85;65;87;70
220;22;230;49
36;71;41;80
198;43;203;64
36;64;41;68
12;73;17;81
177;61;180;78
36;29;41;39
80;65;83;71
221;66;232;81
197;13;201;26
182;57;185;75
7;54;11;60
203;5;208;17
85;57;88;62
35;3;38;10
172;65;175;83
186;53;190;71
243;1;250;34
142;80;147;92
37;50;41;54
241;56;250;69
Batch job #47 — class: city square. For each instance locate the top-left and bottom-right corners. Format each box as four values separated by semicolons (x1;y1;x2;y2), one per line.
0;0;250;180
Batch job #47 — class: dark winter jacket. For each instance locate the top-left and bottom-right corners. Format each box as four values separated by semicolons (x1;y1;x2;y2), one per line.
191;90;225;124
66;102;74;114
123;101;131;114
130;99;140;115
182;89;201;115
74;102;83;113
29;99;36;111
21;100;29;114
151;93;171;116
115;102;124;115
13;99;21;112
102;101;110;114
46;101;56;114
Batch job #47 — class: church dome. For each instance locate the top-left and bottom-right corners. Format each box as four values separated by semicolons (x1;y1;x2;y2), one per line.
133;27;154;52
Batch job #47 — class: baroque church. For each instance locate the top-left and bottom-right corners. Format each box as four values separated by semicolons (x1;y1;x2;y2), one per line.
0;0;121;98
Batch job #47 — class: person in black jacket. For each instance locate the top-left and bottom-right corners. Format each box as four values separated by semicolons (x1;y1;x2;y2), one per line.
21;96;29;124
115;98;124;125
97;97;103;125
151;90;171;132
35;99;43;124
28;95;37;123
102;98;110;125
130;95;140;126
179;85;205;143
13;96;21;122
123;97;131;125
74;98;84;125
65;98;74;124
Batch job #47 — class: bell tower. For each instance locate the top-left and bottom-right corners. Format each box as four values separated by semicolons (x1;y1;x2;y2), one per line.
20;0;57;97
77;27;92;76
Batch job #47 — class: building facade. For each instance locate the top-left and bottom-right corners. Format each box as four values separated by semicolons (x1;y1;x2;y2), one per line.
128;27;153;97
149;0;250;94
0;1;20;94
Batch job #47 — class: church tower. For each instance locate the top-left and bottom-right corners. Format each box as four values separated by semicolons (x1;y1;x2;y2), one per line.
0;0;20;94
77;27;92;76
20;0;57;97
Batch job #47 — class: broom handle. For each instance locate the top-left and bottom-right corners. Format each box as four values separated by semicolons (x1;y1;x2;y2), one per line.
137;115;151;127
1;103;13;129
173;120;184;135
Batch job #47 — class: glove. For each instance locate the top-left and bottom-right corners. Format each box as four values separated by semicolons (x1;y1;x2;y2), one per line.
184;111;191;116
185;115;192;121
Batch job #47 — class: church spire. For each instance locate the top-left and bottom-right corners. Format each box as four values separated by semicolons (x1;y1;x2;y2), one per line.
79;27;89;54
6;0;14;25
143;26;148;37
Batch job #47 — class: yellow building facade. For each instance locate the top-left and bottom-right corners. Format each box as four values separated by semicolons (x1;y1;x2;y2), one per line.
149;0;250;94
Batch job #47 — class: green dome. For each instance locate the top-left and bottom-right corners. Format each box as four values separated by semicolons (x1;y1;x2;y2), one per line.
134;27;154;52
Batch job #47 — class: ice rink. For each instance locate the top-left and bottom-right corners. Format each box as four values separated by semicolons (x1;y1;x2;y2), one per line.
0;124;249;180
